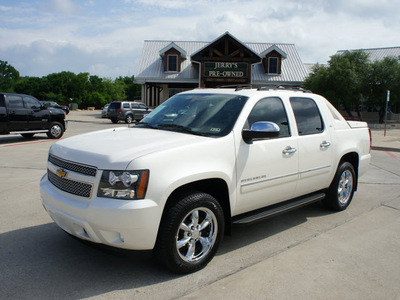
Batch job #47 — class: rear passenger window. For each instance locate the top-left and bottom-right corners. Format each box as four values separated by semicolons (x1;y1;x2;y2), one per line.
290;97;324;135
245;97;290;138
123;103;130;108
7;95;24;109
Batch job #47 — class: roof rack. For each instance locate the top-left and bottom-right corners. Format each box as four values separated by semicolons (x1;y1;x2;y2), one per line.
214;84;253;91
257;85;312;93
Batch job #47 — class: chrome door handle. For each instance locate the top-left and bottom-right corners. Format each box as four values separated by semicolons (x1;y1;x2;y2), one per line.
283;146;297;154
320;141;331;149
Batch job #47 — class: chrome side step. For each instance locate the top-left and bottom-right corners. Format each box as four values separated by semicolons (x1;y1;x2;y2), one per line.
232;192;326;225
10;130;48;134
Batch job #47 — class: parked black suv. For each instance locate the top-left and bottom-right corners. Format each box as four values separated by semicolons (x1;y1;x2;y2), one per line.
0;93;67;139
40;101;70;114
107;101;151;124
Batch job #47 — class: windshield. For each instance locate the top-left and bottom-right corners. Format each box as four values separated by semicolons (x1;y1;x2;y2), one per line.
136;93;248;137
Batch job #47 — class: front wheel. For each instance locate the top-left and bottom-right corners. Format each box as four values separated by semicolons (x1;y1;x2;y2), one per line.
46;122;64;139
154;192;224;274
323;162;356;211
125;115;133;124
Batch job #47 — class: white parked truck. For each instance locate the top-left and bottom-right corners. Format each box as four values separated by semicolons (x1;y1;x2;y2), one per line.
40;87;371;273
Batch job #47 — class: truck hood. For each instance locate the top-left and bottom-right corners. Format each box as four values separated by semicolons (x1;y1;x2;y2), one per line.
50;127;207;170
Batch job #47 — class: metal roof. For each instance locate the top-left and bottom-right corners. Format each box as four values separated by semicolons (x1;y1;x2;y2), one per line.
135;40;309;85
336;47;400;62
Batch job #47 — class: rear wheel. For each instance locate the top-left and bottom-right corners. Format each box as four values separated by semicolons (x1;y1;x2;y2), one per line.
323;162;356;211
46;122;64;139
111;118;118;124
125;115;133;124
154;191;224;273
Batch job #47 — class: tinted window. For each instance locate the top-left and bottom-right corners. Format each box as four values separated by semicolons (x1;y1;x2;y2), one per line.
245;97;290;138
7;95;24;109
139;104;147;109
24;96;41;109
290;97;324;135
132;103;139;108
109;102;121;109
123;103;130;109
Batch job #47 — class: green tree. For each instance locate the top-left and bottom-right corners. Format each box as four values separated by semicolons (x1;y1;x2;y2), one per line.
0;60;20;92
304;51;370;117
365;57;400;122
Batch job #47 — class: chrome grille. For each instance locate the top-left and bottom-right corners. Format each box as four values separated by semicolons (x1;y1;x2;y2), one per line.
48;170;92;198
48;154;97;177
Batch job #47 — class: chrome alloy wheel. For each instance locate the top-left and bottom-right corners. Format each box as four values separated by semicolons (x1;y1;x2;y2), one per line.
50;125;62;137
337;170;353;205
175;207;218;263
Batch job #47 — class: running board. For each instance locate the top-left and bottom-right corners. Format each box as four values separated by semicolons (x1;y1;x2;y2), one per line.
10;130;48;134
232;192;326;225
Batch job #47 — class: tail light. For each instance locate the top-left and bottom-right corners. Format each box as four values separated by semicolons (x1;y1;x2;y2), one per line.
119;109;123;114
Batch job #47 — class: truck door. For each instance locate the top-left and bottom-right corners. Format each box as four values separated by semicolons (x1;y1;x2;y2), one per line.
23;96;48;130
235;97;299;215
6;95;30;131
0;95;8;133
290;97;333;196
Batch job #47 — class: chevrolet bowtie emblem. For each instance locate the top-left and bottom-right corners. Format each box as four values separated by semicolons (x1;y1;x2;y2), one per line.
56;168;68;178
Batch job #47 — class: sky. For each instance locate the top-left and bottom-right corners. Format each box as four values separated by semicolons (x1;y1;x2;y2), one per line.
1;0;399;79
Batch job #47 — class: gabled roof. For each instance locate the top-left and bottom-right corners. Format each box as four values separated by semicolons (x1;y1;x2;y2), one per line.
135;35;309;84
336;47;400;62
191;31;261;62
260;44;287;58
159;42;187;59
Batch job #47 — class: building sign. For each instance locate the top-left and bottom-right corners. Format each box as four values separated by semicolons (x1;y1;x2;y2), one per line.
204;62;248;78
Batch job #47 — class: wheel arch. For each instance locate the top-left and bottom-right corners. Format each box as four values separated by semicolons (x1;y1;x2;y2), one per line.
162;178;232;235
338;152;359;190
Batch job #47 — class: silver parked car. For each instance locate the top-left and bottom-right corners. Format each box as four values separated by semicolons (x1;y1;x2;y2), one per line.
101;104;110;118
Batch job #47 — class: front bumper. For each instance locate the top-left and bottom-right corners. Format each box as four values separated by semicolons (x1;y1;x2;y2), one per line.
40;174;161;250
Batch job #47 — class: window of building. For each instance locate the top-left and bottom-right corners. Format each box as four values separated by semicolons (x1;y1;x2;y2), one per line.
268;57;278;74
244;97;290;138
290;97;324;135
167;55;178;72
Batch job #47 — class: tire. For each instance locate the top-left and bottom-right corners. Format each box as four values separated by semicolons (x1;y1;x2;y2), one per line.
111;118;118;124
46;122;64;139
154;191;224;274
21;133;35;138
125;115;133;124
323;162;356;211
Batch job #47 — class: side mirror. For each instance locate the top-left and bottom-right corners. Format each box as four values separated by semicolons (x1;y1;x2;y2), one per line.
242;121;280;144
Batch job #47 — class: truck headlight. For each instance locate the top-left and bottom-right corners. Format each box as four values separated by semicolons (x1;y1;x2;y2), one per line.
98;170;149;200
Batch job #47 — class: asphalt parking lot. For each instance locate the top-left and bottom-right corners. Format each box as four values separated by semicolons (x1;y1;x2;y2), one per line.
1;110;400;299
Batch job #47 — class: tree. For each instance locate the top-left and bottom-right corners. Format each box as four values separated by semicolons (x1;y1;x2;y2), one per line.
0;60;20;92
365;57;400;122
303;51;370;117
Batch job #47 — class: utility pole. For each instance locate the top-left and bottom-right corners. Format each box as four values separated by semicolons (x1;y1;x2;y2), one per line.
384;90;390;137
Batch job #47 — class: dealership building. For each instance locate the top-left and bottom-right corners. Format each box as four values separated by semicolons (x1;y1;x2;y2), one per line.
135;32;309;107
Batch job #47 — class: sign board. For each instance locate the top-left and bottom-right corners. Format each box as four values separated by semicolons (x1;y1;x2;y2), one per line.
204;62;248;78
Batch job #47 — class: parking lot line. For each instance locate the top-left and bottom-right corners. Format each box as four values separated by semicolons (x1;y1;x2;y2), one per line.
0;140;54;148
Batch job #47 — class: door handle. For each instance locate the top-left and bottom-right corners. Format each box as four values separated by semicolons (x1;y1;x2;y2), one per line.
320;141;331;149
283;146;297;154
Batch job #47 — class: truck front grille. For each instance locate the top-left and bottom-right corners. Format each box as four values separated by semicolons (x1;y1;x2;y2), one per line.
48;154;97;177
48;170;92;198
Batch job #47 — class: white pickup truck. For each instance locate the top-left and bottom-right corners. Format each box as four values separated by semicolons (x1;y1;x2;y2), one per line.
40;87;371;273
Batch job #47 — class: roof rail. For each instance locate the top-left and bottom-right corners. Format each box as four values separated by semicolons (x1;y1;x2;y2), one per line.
257;85;312;93
215;84;253;91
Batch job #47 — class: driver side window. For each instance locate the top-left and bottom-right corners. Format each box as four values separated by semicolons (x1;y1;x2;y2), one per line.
245;97;290;137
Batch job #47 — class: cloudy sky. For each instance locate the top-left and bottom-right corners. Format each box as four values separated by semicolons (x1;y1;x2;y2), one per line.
1;0;399;78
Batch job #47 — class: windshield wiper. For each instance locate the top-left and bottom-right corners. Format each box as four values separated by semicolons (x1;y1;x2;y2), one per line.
157;124;208;136
135;122;158;129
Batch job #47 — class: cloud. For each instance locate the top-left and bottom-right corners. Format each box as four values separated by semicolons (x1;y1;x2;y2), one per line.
40;0;80;15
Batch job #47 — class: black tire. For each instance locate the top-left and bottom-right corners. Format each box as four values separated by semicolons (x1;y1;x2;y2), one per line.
46;122;64;139
154;191;224;274
21;133;35;138
111;118;118;124
323;162;356;211
125;115;133;124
